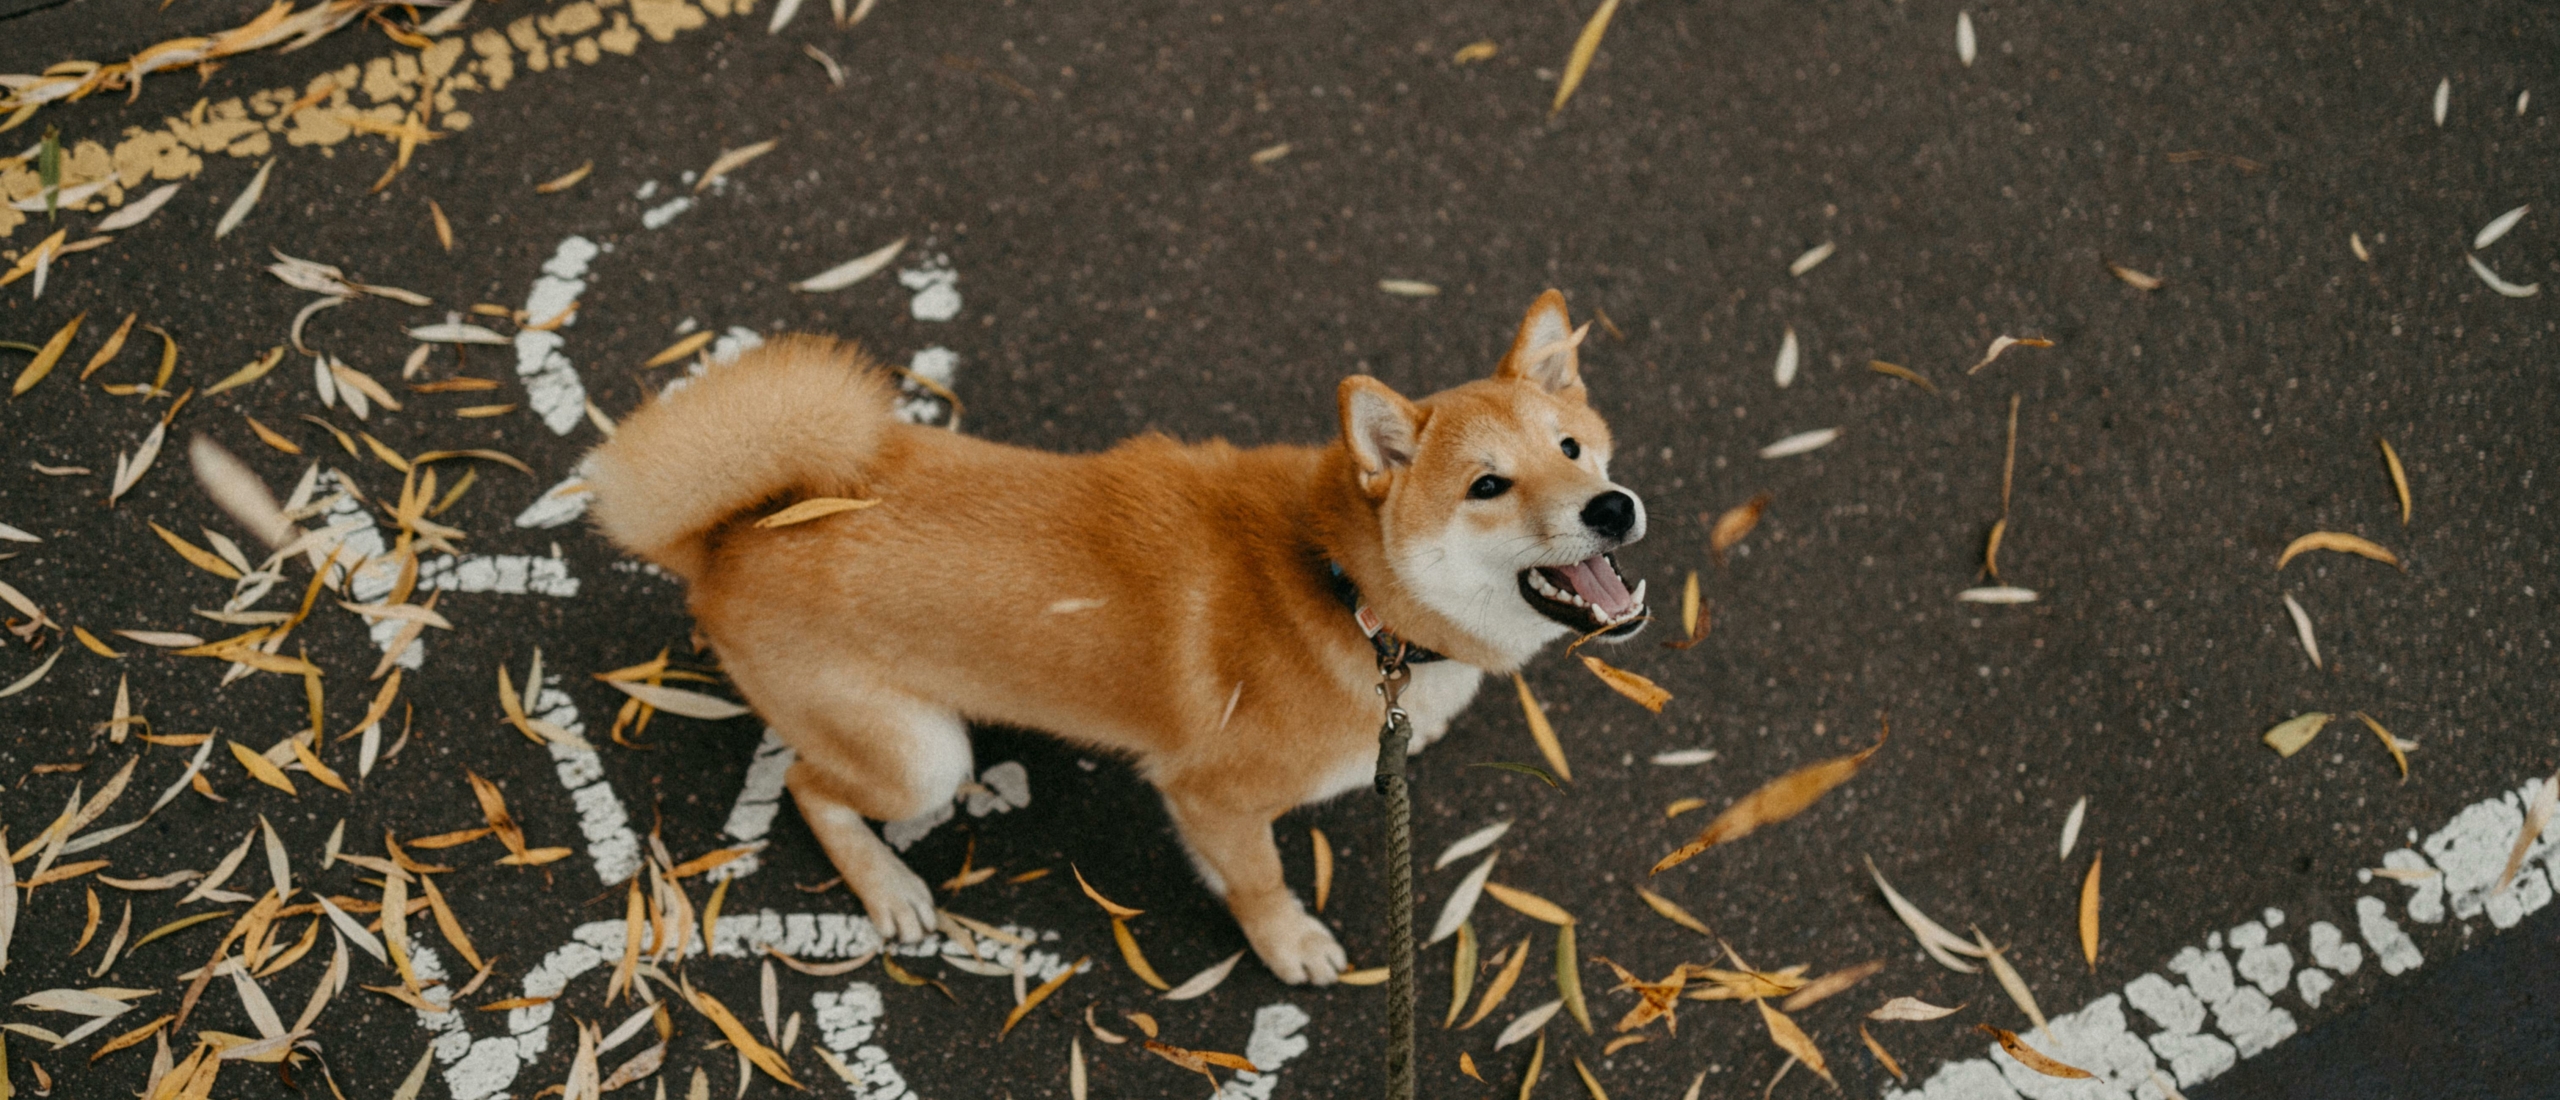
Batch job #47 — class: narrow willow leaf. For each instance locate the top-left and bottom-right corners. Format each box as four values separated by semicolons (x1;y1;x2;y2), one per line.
1555;924;1590;1033
1462;934;1532;1029
1161;951;1242;1001
791;237;908;293
2108;263;2164;290
2474;204;2529;249
696;140;778;192
2464;253;2539;297
1867;996;1961;1022
11;311;83;396
1579;656;1669;712
97;184;181;232
1956;10;1976;66
1309;827;1332;912
1709;493;1770;562
1974;928;2049;1039
213;159;275;240
1754;998;1833;1084
1071;865;1143;919
1633;886;1713;937
2079;851;2102;970
1482;881;1574;926
1773;326;1799;388
1965;335;2053;375
605;681;749;720
754;497;879;528
1781;959;1883;1012
534;161;593;194
2356;711;2410;783
1788;243;1835;277
1757;427;1840;458
1654;724;1886;874
1428;852;1497;945
1433;820;1511;871
643;331;717;368
1551;0;1621;116
1511;674;1572;782
1867;360;1939;393
1860;1023;1907;1081
1445;922;1477;1028
1111;919;1170;991
2377;437;2411;525
1864;857;1985;973
1494;998;1561;1050
1001;955;1085;1036
2283;593;2321;669
1978;1023;2092;1078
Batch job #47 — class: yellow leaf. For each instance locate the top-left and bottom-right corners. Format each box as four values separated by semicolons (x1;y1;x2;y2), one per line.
1580;655;1669;712
1071;865;1144;919
227;740;296;795
1458;1051;1483;1081
1550;0;1621;116
243;415;300;455
535;161;594;194
1001;955;1086;1038
1310;827;1333;913
74;626;124;658
1860;1023;1907;1082
1754;998;1834;1085
1452;40;1497;64
204;347;285;397
427;199;453;251
1663;798;1708;818
643;331;716;368
1112;919;1170;990
1462;935;1532;1028
2357;711;2409;783
78;312;138;380
2261;712;2331;757
2276;531;2399;571
2378;436;2411;525
418;872;483;973
2079;851;2102;970
1517;1032;1546;1100
12;311;85;397
1781;959;1884;1012
1555;924;1591;1033
1653;720;1887;874
1866;359;1939;394
287;732;348;793
1571;1057;1610;1100
1632;886;1713;937
1511;673;1572;782
754;497;879;528
1445;922;1477;1027
684;984;804;1088
1336;966;1389;985
150;522;241;580
697;139;777;192
359;432;411;472
1481;881;1575;925
1708;493;1769;561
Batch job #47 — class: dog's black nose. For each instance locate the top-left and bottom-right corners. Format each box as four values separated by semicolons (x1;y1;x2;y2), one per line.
1581;491;1636;540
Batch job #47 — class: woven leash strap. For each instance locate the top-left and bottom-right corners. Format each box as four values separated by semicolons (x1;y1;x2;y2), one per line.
1373;657;1416;1100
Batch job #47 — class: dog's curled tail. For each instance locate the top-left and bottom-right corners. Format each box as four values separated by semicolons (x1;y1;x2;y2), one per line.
585;333;899;580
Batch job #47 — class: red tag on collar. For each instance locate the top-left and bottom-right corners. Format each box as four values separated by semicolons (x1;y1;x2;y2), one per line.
1354;604;1385;639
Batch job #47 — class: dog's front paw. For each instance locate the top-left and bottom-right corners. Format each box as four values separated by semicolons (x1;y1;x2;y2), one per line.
850;860;938;945
1245;909;1348;986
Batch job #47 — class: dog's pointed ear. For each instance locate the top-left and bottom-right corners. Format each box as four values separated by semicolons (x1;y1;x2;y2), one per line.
1494;289;1588;399
1338;376;1421;494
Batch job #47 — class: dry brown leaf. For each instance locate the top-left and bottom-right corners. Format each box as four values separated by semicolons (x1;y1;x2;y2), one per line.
1112;918;1171;990
1660;571;1710;650
2499;770;2558;896
2080;852;2103;970
1144;1039;1257;1091
1654;721;1888;874
1633;886;1713;937
1867;360;1939;394
1781;959;1884;1012
427;200;453;251
1978;1023;2093;1078
2276;532;2399;571
1482;882;1575;925
1709;493;1771;562
1965;335;2054;376
1550;0;1621;116
1511;673;1573;783
1663;798;1708;818
1860;1023;1907;1082
1754;998;1833;1085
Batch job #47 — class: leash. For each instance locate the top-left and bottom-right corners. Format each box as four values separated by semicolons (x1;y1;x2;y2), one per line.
1372;643;1417;1100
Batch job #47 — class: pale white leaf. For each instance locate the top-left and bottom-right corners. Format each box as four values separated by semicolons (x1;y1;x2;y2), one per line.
1494;999;1562;1050
1427;851;1497;945
607;681;751;720
1868;996;1962;1022
1788;242;1835;277
190;436;294;550
1650;749;1717;766
791;237;909;293
1758;427;1839;459
2283;592;2321;669
1957;586;2039;604
1161;951;1245;1001
1774;326;1799;388
214;159;275;240
2433;77;2450;127
2058;796;2087;862
1432;820;1512;871
1864;856;1986;973
1956;11;1977;67
2465;253;2541;297
2475;204;2529;250
1378;279;1441;297
95;184;181;232
406;323;512;345
0;522;35;543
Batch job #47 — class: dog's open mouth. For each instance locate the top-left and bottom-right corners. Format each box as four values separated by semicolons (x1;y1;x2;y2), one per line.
1519;554;1648;637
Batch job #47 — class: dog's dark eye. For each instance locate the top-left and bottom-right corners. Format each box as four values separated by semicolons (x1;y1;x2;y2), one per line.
1560;437;1581;460
1468;475;1512;500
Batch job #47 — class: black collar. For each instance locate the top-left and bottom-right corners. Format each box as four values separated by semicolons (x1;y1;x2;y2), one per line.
1323;559;1447;666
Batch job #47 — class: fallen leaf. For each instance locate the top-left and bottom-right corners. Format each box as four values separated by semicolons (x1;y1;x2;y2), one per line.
681;981;802;1088
1956;10;1976;66
1248;142;1292;165
1429;851;1497;945
754;497;879;528
697;140;778;192
1162;950;1243;1001
1071;865;1143;919
1445;922;1478;1027
11;311;84;397
1867;359;1939;394
1511;674;1573;783
643;332;717;368
1664;798;1708;818
2356;711;2409;783
1654;722;1887;874
603;681;750;720
1864;857;1986;973
2466;252;2541;297
2261;712;2331;758
1518;1032;1547;1100
1378;279;1440;297
1310;827;1332;912
1773;326;1799;388
1462;934;1532;1028
1956;586;2039;604
2283;593;2322;669
1556;924;1591;1033
2107;263;2164;290
1482;881;1575;925
1495;998;1562;1050
2475;204;2530;250
1458;1051;1483;1081
1551;0;1621;116
1709;494;1770;563
2079;852;2102;970
1788;243;1835;278
1758;427;1840;459
1781;959;1884;1012
791;237;909;293
1860;1023;1907;1081
1112;919;1170;991
1754;998;1833;1085
1977;1023;2092;1078
1453;41;1497;64
227;741;296;795
2277;531;2399;571
204;347;285;397
427;200;453;251
2377;437;2411;525
1000;955;1085;1037
97;184;181;232
2497;770;2558;895
151;523;241;580
1965;335;2053;376
1433;820;1512;871
1973;928;2050;1039
1579;656;1669;712
534;162;593;193
1868;996;1962;1022
213;158;274;240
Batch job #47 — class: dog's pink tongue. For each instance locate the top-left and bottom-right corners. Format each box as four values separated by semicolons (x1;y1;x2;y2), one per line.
1558;556;1636;618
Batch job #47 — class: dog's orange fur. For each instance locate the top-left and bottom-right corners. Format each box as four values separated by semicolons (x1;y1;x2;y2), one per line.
585;290;1643;983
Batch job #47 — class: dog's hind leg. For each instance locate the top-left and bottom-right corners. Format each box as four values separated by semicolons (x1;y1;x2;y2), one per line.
766;686;973;945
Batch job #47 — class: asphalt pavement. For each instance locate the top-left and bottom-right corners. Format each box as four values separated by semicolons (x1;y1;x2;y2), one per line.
2;1;2557;1098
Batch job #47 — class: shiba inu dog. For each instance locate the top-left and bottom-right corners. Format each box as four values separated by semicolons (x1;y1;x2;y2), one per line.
584;290;1647;984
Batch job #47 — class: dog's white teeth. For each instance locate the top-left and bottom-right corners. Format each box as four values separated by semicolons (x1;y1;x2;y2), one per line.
1629;579;1647;610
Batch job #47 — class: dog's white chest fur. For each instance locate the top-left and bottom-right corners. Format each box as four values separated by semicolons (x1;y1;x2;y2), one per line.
1305;661;1484;803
